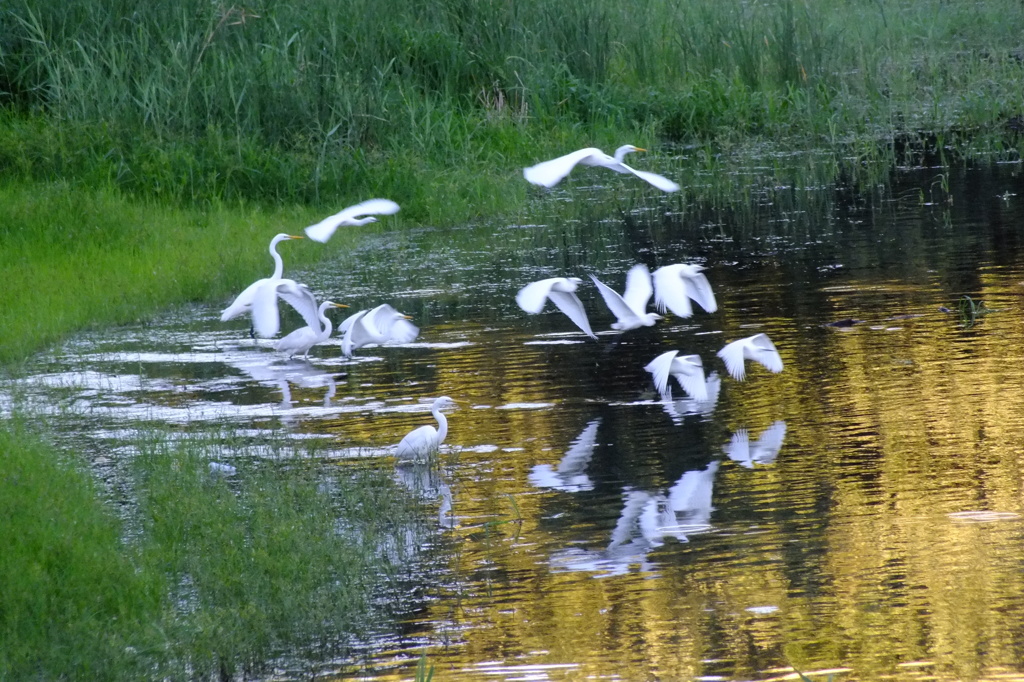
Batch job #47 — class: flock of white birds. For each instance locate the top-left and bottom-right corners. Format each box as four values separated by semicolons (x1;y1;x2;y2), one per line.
219;145;784;460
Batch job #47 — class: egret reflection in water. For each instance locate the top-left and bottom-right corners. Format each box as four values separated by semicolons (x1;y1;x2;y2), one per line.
660;372;721;424
528;418;602;492
724;421;788;468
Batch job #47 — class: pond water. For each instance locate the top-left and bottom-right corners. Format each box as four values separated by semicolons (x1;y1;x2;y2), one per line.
9;159;1024;681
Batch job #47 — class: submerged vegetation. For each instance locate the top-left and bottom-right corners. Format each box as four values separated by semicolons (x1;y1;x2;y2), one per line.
0;418;424;680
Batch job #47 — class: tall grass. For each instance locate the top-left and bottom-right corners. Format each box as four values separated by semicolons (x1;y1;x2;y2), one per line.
1;0;1022;207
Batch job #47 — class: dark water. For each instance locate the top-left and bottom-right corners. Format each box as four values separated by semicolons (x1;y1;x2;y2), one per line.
9;160;1024;681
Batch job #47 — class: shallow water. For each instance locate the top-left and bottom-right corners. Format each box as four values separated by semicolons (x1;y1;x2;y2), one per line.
10;160;1024;681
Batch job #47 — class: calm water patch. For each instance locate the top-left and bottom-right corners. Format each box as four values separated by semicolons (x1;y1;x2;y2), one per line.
7;162;1024;680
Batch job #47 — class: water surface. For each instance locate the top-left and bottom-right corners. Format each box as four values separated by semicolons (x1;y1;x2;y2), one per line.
9;160;1024;681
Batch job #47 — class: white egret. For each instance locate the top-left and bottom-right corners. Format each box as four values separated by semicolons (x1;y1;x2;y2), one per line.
304;199;401;243
644;350;708;401
395;396;460;461
515;277;596;339
724;421;787;468
274;291;348;359
523;145;680;192
716;333;784;381
338;303;419;357
590;264;662;331
220;233;303;335
652;263;718;318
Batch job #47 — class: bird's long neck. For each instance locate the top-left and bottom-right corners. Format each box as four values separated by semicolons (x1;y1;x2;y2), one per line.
433;407;449;445
316;304;333;341
269;240;285;279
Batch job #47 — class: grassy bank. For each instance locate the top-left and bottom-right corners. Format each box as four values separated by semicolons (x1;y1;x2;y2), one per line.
1;419;422;680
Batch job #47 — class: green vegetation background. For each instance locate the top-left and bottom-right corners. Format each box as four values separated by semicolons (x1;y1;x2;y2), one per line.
2;0;1024;678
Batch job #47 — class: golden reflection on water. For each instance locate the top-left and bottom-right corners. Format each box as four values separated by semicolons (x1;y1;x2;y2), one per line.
351;263;1024;682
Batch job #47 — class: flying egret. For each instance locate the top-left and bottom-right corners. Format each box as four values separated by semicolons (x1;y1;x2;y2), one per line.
515;277;596;339
274;291;348;359
304;198;401;243
220;233;303;335
523;145;680;192
644;350;708;401
724;421;787;468
717;333;784;381
590;264;662;331
338;303;419;357
396;396;460;461
652;263;718;318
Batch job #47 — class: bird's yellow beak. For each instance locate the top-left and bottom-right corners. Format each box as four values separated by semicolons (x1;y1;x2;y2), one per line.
331;303;349;308
287;234;305;240
634;147;647;152
402;315;413;320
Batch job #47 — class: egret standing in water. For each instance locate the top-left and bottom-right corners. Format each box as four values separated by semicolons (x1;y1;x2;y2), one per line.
590;264;662;331
304;199;401;243
396;396;460;461
515;276;596;339
523;145;680;192
220;233;304;336
717;333;784;381
274;286;347;359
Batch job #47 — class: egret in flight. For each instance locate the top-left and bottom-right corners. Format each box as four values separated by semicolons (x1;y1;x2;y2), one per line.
339;303;419;357
220;233;303;336
523;145;680;192
396;396;460;461
274;287;347;359
644;350;708;401
652;263;718;318
304;199;401;243
590;264;662;331
515;276;596;339
717;333;784;381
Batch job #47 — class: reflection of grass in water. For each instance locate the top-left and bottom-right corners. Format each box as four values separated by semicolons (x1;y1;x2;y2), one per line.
0;418;426;679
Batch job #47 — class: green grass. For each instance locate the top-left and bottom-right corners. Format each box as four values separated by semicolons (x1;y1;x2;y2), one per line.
0;419;166;680
0;419;424;680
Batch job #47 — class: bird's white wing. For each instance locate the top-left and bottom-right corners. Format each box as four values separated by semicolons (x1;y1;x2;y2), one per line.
548;290;596;339
683;271;717;313
523;148;602;188
275;281;321;330
515;278;559;314
622;264;653;315
341;310;372;357
305;198;400;243
652;266;695;318
717;338;749;381
337;309;365;336
752;421;787;465
644;351;678;398
590;275;641;327
751;334;784;374
387;318;420;344
619;163;681;192
220;279;263;321
671;354;708;402
251;281;283;337
724;429;753;468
